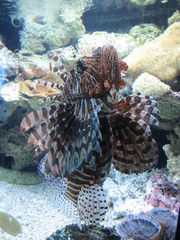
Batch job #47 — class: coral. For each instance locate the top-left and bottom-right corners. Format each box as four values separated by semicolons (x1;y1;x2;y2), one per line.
116;208;178;240
168;10;180;26
133;74;180;120
149;208;178;240
156;91;180;120
163;125;180;184
116;215;161;240
19;73;63;98
144;173;180;212
104;169;157;221
132;72;170;98
0;211;22;236
47;224;120;240
77;32;138;58
129;23;162;42
124;22;180;82
17;55;49;80
47;45;80;71
166;125;180;154
163;144;180;184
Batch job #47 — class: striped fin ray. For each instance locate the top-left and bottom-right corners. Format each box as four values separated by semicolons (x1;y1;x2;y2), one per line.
35;79;64;91
32;98;103;179
20;104;59;133
34;104;76;157
117;94;159;133
110;112;158;174
43;100;102;178
94;117;113;184
50;53;70;83
28;116;58;148
65;165;95;204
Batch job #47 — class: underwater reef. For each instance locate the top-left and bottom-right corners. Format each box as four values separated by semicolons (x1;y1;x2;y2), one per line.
0;1;180;239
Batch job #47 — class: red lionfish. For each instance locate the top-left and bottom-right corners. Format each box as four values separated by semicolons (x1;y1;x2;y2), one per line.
20;45;159;224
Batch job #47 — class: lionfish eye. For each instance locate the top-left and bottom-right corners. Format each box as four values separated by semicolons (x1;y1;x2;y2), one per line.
77;58;87;73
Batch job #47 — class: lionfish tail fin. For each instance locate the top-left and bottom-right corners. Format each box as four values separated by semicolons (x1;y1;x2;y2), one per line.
78;184;108;224
110;112;158;174
64;165;108;224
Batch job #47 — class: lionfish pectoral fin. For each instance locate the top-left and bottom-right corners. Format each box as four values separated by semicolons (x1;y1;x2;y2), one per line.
20;105;58;133
117;94;160;128
110;112;158;174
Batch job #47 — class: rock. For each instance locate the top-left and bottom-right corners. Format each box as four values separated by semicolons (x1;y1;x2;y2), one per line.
20;19;85;54
17;51;49;80
124;23;180;82
133;72;171;98
168;10;180;26
0;41;18;77
0;82;39;170
16;0;87;54
130;0;156;5
0;167;40;185
0;125;36;170
0;97;11;125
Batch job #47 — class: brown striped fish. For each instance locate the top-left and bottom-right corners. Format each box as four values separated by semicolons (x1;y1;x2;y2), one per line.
20;45;159;224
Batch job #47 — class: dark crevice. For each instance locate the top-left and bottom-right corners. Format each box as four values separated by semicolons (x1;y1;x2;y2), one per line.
0;153;15;169
82;0;179;33
151;128;171;169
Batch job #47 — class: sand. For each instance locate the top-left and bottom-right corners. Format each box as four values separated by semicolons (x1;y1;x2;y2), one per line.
0;181;72;240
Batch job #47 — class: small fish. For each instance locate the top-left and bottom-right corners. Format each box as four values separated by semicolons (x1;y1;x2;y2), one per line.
20;45;159;224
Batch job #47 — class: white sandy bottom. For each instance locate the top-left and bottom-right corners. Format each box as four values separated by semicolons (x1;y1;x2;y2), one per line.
0;181;72;240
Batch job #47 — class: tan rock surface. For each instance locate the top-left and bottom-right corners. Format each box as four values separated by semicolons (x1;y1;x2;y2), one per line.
124;23;180;82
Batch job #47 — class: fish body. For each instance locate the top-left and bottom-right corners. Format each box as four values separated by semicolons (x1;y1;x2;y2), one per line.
20;45;159;224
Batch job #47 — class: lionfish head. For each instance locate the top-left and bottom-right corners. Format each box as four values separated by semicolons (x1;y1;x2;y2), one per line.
76;45;122;98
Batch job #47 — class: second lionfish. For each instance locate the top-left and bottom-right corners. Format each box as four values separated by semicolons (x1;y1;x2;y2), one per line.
20;45;159;224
